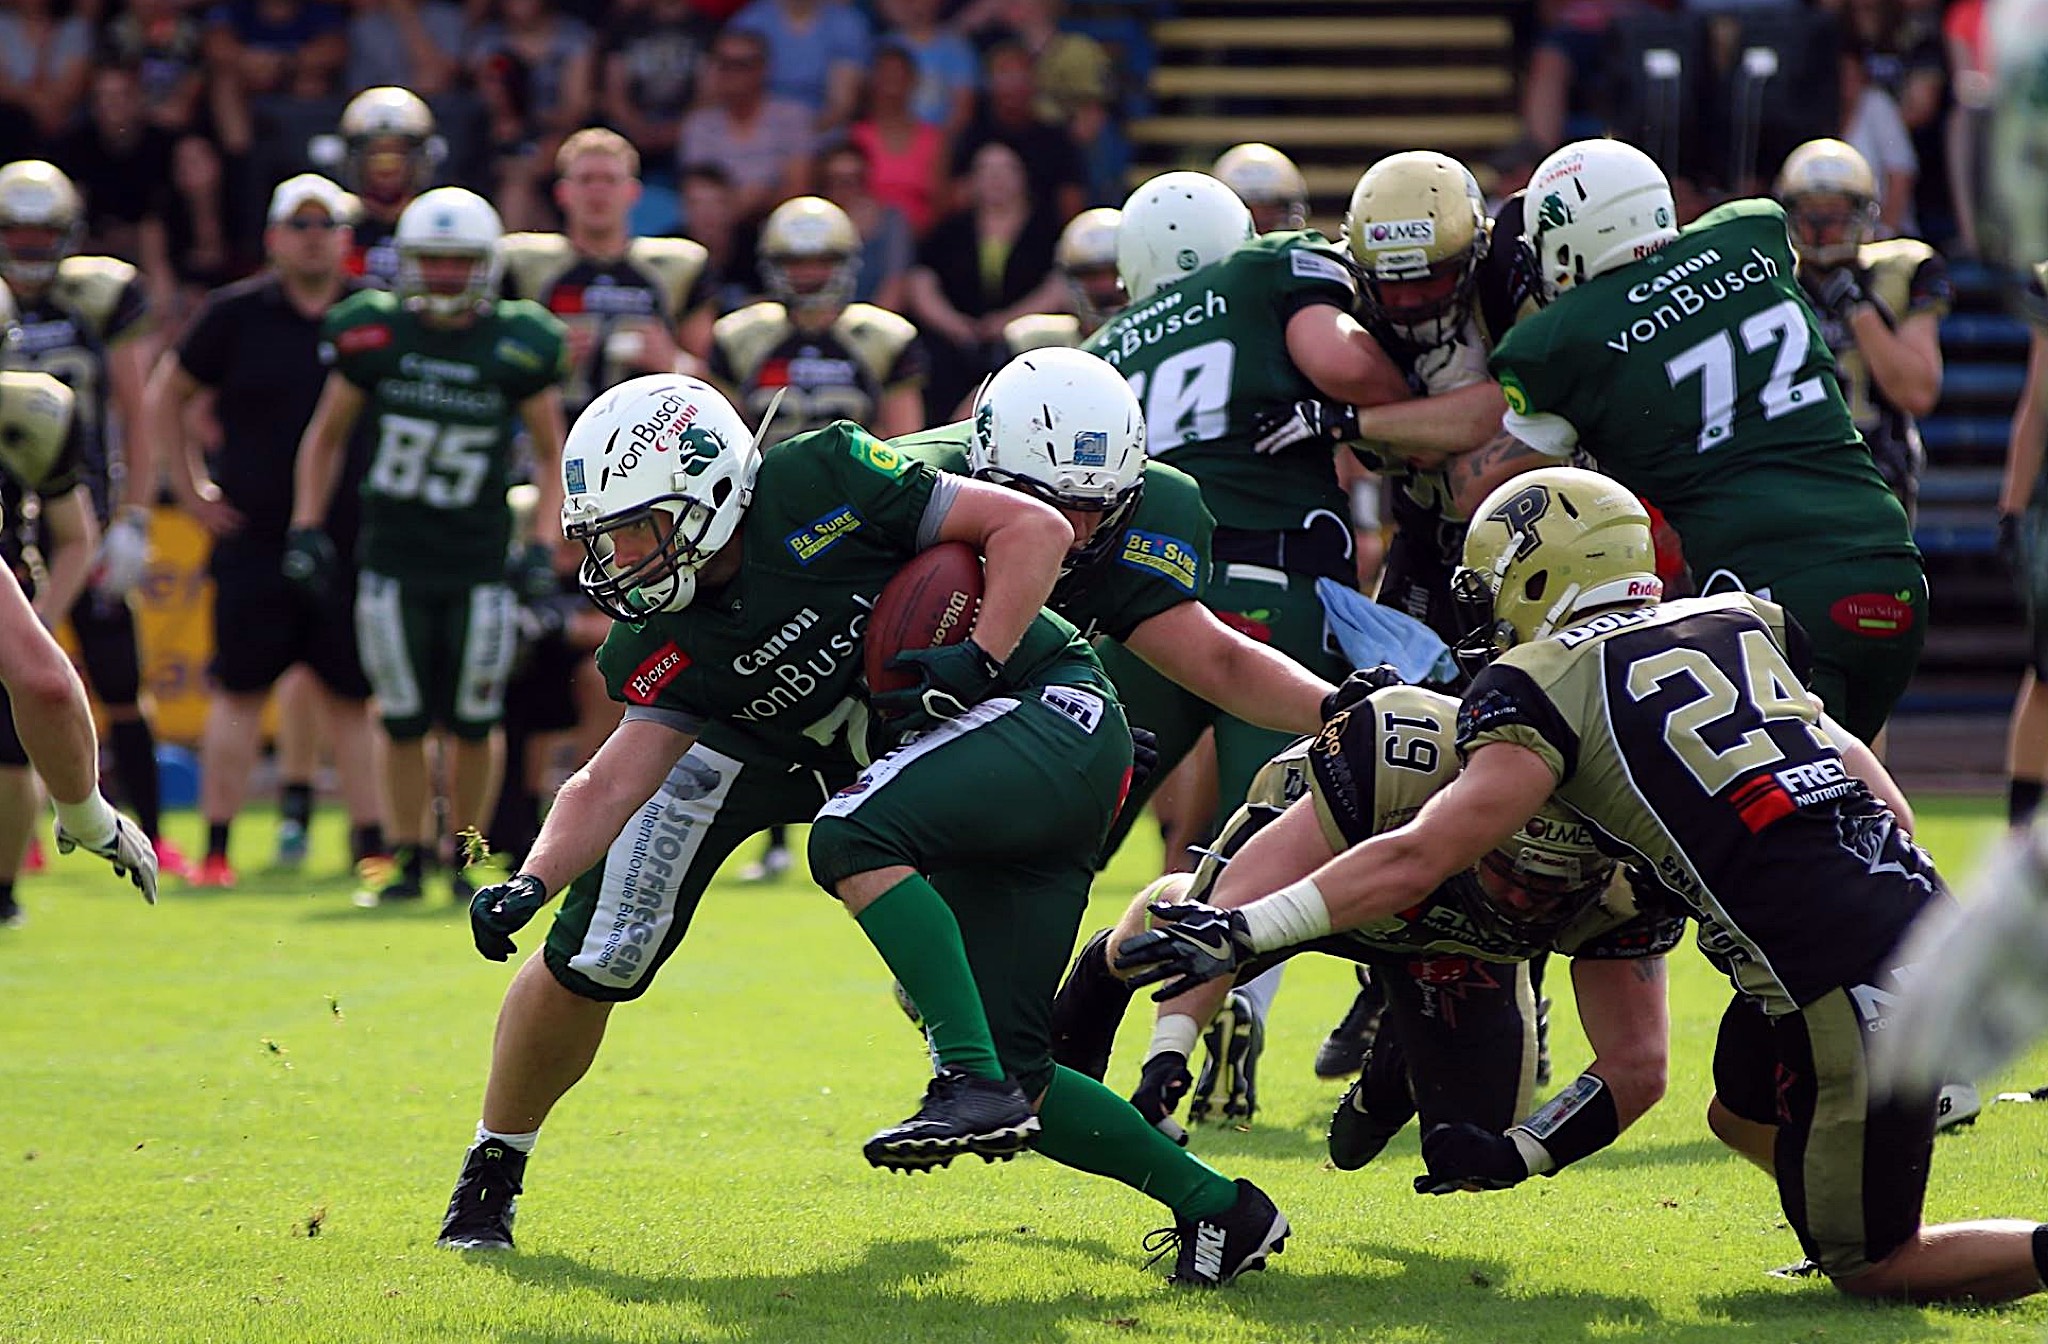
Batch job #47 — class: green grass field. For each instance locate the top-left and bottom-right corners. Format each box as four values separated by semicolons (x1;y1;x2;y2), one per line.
4;796;2047;1343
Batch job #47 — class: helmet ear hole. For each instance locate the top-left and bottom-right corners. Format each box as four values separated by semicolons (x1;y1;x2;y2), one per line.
711;478;732;506
1523;571;1548;603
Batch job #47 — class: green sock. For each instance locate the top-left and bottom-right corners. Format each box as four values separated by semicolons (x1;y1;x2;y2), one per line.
1033;1065;1238;1219
854;874;1002;1080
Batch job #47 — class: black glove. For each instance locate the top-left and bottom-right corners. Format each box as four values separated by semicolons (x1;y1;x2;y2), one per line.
1413;1122;1531;1195
1321;663;1406;722
281;526;338;603
1130;1049;1192;1145
470;872;551;961
1999;512;2022;578
871;638;1004;735
1251;399;1361;455
1128;725;1160;795
1810;265;1870;323
1114;900;1256;1000
507;540;558;603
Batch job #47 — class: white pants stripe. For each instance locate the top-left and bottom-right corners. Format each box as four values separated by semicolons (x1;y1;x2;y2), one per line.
815;697;1021;820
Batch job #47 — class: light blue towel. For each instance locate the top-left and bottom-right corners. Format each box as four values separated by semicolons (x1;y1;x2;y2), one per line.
1315;578;1460;685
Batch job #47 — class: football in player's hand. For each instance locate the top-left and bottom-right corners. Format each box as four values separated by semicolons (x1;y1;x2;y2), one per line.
865;541;984;704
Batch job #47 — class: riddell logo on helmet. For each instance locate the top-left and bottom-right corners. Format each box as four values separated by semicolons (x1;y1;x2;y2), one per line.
1627;578;1662;597
624;642;691;704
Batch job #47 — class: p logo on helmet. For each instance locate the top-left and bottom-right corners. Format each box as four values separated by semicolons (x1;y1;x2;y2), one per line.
1487;483;1551;561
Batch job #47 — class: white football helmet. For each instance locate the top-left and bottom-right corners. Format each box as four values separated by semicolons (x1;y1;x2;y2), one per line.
0;160;82;290
1116;171;1253;302
1522;139;1679;303
395;187;503;318
1213;142;1309;232
971;347;1146;569
562;374;763;618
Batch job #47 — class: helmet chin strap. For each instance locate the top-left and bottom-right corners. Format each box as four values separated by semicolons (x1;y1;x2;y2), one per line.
746;386;788;457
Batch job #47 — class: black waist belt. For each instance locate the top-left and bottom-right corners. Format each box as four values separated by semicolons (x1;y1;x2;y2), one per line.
1212;516;1355;583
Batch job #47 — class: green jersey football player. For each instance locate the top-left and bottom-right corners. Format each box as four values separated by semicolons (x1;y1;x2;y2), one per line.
289;186;570;903
1483;139;1924;742
441;368;1291;1287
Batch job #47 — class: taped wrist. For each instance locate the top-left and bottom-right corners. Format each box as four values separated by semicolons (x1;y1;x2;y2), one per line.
1148;1012;1201;1063
1240;877;1332;953
1506;1071;1620;1176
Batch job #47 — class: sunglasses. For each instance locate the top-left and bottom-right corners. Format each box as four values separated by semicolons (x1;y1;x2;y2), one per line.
278;216;342;232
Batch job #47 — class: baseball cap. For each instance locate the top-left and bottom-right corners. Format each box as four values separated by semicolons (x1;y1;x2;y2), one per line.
267;174;358;225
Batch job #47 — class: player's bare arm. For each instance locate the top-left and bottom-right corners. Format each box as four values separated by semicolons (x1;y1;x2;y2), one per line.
2000;329;2048;518
1284;304;1410;413
876;383;924;441
1568;953;1670;1134
289;373;369;528
1823;713;1917;831
518;387;568;546
1448;427;1557;523
108;333;156;515
144;357;242;536
930;478;1074;660
1848;306;1943;419
519;715;697;897
1122;601;1332;736
36;486;101;622
1355;381;1510;459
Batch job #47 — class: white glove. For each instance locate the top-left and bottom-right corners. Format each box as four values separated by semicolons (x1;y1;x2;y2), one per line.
1873;821;2048;1098
54;805;159;905
97;509;152;597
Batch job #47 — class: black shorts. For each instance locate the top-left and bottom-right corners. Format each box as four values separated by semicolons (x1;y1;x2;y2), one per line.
210;552;371;700
502;632;582;735
68;588;142;707
1711;988;1935;1279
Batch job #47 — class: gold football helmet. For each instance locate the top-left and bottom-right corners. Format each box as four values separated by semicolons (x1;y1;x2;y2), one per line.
1213;142;1309;232
1344;151;1490;347
339;87;441;206
1776;138;1879;267
1054;206;1125;325
758;195;860;314
1452;466;1661;658
0;160;82;290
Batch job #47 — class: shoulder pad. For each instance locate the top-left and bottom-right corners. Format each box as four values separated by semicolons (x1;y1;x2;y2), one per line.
499;232;576;295
627;236;711;310
54;256;144;337
0;370;76;486
837;303;918;372
714;302;793;380
1004;312;1082;354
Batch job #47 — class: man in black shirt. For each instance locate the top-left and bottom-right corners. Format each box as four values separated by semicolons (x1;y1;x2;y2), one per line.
142;174;385;885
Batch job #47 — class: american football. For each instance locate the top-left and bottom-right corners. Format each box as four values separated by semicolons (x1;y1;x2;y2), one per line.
864;540;984;704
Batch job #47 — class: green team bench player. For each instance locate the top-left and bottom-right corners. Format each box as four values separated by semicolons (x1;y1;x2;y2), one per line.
291;185;570;902
1485;139;1924;742
438;370;1290;1287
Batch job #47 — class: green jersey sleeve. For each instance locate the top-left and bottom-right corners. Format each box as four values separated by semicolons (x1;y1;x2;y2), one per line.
491;299;571;402
595;621;705;719
321;289;402;390
1087;461;1213;640
768;421;941;554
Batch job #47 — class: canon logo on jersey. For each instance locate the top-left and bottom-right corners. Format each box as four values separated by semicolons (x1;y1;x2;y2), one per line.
731;599;872;725
733;608;822;674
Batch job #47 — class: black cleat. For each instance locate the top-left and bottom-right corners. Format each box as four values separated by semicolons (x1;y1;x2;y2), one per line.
437;1141;527;1251
1327;1073;1415;1171
863;1068;1040;1172
1144;1178;1290;1287
1314;969;1384;1079
1189;990;1261;1124
1050;928;1133;1080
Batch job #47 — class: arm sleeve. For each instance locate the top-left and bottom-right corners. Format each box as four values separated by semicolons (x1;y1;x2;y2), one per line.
1268;242;1359;325
103;274;152;345
1907;253;1953;317
1501;408;1579;457
1456;662;1578;783
623;703;707;735
914;473;961;549
813;423;942;551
